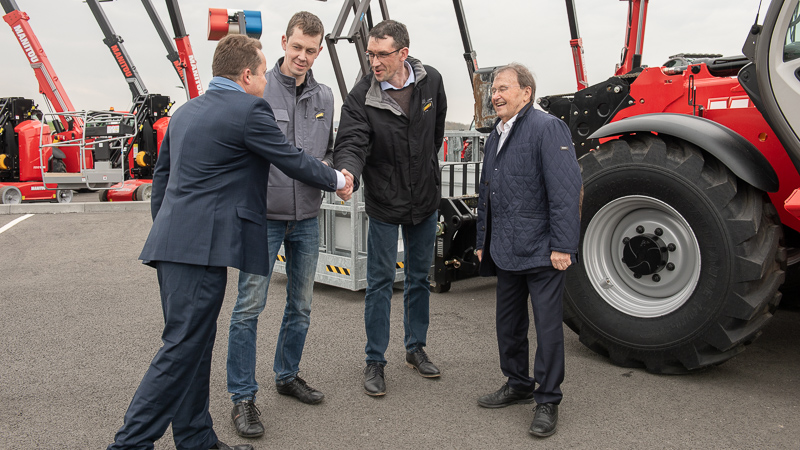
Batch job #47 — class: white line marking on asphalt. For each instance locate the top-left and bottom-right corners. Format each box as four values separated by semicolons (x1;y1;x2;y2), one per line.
0;214;34;234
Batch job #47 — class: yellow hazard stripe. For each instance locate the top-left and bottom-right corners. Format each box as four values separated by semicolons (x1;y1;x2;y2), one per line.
396;262;404;269
326;265;351;276
276;254;286;262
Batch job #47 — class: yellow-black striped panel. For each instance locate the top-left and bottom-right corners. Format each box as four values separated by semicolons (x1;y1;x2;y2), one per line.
276;255;286;262
326;265;351;276
396;262;404;269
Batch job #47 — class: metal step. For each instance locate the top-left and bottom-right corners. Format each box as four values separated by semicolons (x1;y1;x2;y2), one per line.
42;162;123;189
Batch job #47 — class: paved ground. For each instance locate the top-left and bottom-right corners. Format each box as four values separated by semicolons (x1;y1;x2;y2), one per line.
1;205;798;449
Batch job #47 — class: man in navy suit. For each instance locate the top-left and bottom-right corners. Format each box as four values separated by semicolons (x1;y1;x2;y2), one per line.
107;35;352;450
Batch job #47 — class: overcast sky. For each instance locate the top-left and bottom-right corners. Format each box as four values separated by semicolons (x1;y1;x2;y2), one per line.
1;0;764;125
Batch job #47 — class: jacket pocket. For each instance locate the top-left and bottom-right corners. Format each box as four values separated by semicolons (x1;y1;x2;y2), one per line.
364;161;395;200
512;211;547;257
237;206;265;225
274;109;290;137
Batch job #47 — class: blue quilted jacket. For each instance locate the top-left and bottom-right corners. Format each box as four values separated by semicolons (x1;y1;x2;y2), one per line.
476;103;582;274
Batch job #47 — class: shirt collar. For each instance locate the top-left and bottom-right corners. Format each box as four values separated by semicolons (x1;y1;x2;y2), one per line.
380;60;415;91
207;76;245;92
496;112;520;135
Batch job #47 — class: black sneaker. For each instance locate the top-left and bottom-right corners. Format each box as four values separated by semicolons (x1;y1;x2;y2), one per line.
477;383;534;408
231;400;264;438
276;376;325;404
529;403;559;437
405;348;441;378
363;362;386;396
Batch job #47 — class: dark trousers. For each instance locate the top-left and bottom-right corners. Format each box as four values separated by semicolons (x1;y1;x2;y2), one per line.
108;261;227;450
495;266;565;405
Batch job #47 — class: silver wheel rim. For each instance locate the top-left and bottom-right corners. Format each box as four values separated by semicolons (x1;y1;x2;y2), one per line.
1;187;22;204
57;189;73;203
140;184;152;201
583;195;701;318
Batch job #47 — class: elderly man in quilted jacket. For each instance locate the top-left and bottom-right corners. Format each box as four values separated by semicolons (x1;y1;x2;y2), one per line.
475;63;582;438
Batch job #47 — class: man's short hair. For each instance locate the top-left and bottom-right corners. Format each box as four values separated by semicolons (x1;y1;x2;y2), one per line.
212;34;263;80
286;11;324;45
494;63;537;98
368;20;409;50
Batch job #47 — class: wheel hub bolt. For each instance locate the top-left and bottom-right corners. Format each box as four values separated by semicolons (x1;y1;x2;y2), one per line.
668;243;676;252
634;273;642;279
655;228;663;236
636;225;645;234
652;274;661;282
666;263;675;271
623;237;630;245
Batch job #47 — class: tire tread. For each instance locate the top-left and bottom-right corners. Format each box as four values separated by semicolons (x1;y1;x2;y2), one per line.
567;133;784;373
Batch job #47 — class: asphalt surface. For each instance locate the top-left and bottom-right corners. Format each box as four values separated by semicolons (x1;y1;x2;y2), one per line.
1;198;799;449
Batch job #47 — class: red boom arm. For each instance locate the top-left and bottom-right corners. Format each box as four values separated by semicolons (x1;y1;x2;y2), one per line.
3;7;82;138
615;0;649;76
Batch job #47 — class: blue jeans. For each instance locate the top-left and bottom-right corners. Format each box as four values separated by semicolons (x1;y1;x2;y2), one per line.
227;217;319;404
364;211;437;365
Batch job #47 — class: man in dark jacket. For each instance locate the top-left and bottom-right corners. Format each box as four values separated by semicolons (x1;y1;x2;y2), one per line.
334;19;447;396
475;63;582;438
108;35;347;450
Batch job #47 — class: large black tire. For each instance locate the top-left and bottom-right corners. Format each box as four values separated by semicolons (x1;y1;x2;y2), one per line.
566;133;785;374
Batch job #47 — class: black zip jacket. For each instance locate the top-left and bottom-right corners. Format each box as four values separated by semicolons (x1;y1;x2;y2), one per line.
334;57;447;225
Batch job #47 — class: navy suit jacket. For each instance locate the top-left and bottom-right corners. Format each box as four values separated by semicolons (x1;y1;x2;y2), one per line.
139;89;338;276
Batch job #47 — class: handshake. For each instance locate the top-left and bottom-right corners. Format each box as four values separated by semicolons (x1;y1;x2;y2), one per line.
337;168;355;201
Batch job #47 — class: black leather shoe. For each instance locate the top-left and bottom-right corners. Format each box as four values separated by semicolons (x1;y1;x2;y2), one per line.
276;376;325;404
405;348;441;378
231;400;264;438
477;383;534;408
529;403;559;437
210;441;255;450
363;362;386;396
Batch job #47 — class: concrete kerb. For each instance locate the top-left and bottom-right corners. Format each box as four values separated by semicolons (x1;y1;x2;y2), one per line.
0;201;151;215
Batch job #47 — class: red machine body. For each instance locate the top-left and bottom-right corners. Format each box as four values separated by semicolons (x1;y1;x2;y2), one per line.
123;115;169;179
608;64;800;233
0;119;59;201
15;118;51;182
101;178;152;202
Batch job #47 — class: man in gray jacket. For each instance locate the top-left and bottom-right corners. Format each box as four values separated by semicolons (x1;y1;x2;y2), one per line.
226;11;345;438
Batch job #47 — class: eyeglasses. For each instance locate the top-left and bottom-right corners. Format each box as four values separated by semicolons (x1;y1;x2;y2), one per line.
490;85;520;95
365;48;402;60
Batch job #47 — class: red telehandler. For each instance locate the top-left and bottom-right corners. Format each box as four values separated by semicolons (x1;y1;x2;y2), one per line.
523;0;800;374
457;0;800;374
